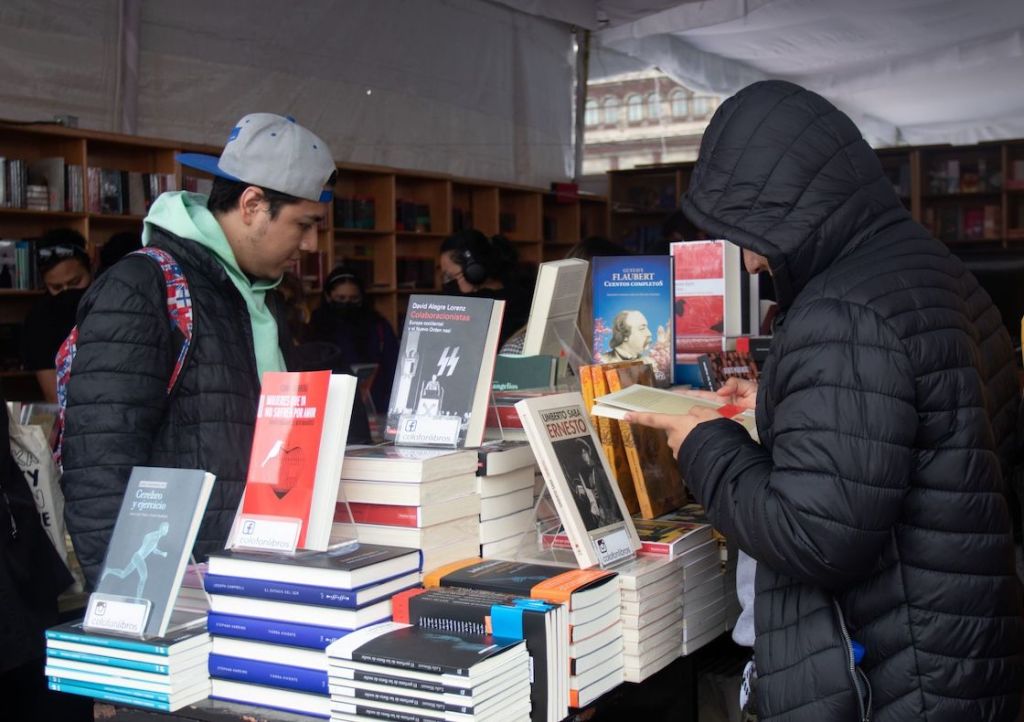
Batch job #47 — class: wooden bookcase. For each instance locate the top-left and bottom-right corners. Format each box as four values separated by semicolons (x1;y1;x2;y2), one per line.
0;122;606;400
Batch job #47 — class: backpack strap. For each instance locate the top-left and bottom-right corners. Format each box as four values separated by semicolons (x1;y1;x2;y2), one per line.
52;247;193;466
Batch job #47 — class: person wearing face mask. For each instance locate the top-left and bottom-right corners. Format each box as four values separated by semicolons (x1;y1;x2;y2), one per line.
308;266;399;413
20;228;93;402
437;229;532;347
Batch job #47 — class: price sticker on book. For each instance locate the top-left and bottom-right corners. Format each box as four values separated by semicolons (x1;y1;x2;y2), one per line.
395;414;462;447
592;528;635;568
231;515;302;553
83;594;152;637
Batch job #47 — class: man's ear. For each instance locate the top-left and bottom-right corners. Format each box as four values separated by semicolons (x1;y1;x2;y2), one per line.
239;186;267;226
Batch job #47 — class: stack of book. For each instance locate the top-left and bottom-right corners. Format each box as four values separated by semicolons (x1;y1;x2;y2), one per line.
204;544;422;718
476;441;538;558
658;506;730;655
44;617;211;713
425;558;623;712
392;585;567;722
334;446;482;570
614;554;686;682
326;621;532;721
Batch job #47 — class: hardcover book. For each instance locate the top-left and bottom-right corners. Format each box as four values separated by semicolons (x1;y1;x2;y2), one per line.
521;258;589;361
234;370;358;551
514;392;641;567
671;240;743;359
385;295;505;447
591;256;673;387
92;467;214;638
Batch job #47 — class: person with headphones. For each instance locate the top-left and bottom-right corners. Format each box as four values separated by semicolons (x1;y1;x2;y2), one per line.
437;229;532;347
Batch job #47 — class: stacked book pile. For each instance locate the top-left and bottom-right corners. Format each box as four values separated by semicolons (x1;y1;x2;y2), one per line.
476;441;537;558
44;616;211;713
326;621;532;721
392;585;567;722
660;505;730;655
426;558;623;712
612;527;702;683
204;543;422;718
334;446;482;570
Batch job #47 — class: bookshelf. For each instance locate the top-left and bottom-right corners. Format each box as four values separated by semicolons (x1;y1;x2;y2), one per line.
0;121;608;400
605;138;1024;351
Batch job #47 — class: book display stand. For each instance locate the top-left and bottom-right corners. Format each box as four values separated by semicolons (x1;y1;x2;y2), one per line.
83;553;205;640
505;483;638;572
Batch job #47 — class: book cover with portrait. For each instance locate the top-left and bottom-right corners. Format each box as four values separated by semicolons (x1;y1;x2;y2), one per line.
514;392;640;568
591;256;673;387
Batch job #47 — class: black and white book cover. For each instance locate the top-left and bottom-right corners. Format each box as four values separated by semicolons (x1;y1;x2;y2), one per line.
327;621;523;678
515;393;640;568
93;467;215;638
386;295;505;448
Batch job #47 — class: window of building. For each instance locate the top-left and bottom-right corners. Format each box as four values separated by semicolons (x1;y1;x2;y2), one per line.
627;94;643;123
670;89;688;117
692;96;710;117
585;99;599;127
603;96;619;125
647;93;661;119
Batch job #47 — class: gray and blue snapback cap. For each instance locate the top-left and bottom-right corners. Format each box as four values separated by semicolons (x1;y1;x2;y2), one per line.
178;113;335;202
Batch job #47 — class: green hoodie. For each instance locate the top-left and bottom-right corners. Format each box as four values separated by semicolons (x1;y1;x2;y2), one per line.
142;191;286;381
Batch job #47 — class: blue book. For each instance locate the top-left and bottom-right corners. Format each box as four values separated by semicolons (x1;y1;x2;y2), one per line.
47;676;176;704
47;679;190;711
208;653;328;694
202;569;419;609
207;612;354;650
45;618;208;657
592;256;674;386
46;647;171;675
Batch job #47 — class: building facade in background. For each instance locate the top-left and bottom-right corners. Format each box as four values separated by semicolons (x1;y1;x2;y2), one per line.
583;70;720;176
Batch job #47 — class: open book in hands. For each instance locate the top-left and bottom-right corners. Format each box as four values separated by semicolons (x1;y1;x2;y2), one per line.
591;385;758;441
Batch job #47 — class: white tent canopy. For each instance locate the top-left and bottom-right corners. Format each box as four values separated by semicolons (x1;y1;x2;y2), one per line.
0;0;1021;187
584;0;1024;147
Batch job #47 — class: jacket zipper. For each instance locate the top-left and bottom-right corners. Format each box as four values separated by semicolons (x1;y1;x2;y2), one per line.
832;598;871;722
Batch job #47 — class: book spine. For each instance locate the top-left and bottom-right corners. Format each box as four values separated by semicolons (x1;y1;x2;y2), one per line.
345;502;421;527
46;647;170;674
343;702;440;722
47;679;174;709
349;686;449;714
353;651;469;678
345;667;471;697
44;629;170;656
204;573;362;609
208;653;328;695
206;612;346;650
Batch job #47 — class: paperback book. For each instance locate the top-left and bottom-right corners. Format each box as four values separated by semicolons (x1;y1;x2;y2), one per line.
89;467;214;638
591;256;673;386
232;370;358;552
515;392;641;568
385;295;505;447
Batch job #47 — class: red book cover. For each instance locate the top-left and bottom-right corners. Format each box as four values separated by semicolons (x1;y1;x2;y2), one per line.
334;502;421;528
240;371;332;548
672;240;728;354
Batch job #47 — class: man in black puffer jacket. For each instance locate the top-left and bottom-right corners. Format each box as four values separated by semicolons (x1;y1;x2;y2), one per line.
631;81;1023;721
62;113;339;588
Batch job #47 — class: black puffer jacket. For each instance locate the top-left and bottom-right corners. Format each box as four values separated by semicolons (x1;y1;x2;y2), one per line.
677;81;1023;722
62;229;267;588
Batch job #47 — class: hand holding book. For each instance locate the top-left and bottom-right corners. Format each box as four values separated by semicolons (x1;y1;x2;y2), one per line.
624;406;722;457
684;376;758;411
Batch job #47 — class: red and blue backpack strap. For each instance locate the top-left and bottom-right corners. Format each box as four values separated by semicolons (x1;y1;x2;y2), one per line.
52;247;193;466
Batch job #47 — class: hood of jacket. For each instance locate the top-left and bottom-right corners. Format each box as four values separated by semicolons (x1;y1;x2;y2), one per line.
680;80;908;309
142;191;285;379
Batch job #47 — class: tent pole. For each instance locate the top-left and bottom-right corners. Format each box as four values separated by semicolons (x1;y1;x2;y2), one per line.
573;28;590;183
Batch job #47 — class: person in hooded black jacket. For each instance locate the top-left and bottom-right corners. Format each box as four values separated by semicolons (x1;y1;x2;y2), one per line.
629;81;1023;722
